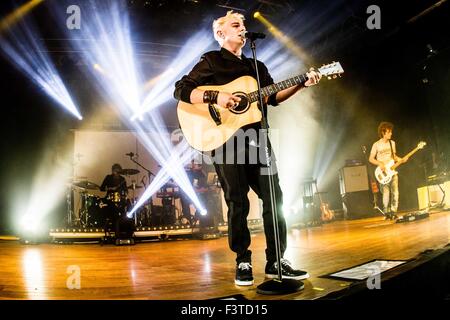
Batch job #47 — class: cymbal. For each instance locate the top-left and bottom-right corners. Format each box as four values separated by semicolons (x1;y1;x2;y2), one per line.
67;176;87;181
119;168;140;175
73;181;100;190
127;185;143;189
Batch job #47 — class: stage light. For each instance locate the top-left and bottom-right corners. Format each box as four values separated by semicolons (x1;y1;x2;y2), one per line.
0;0;44;33
127;139;206;217
253;11;311;64
14;147;73;240
0;13;82;120
55;0;207;215
199;209;208;216
131;29;214;120
93;63;106;75
20;214;41;233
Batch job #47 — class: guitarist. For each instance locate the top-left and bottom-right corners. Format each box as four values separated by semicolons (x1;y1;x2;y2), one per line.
369;122;408;220
174;11;321;286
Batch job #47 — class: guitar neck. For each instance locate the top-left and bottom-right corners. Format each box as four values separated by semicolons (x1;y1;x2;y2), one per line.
247;73;309;103
391;147;420;170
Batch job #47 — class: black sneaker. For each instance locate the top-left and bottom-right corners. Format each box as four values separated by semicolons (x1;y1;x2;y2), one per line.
265;259;309;280
235;262;254;286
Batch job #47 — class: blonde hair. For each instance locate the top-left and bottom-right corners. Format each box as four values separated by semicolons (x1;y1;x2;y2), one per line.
212;10;245;45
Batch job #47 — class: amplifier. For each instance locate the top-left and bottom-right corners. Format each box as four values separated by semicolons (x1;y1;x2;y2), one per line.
339;165;369;194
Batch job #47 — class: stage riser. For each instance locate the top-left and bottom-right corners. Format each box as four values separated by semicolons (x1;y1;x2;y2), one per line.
48;220;264;242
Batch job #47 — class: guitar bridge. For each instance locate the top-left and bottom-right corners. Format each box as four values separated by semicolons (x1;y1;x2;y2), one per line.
208;104;222;126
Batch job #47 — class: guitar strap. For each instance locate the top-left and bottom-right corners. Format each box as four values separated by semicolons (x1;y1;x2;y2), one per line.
388;140;396;160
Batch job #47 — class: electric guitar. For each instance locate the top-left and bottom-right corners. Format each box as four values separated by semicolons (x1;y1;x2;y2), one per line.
374;141;426;185
314;182;334;222
320;202;334;222
177;62;344;151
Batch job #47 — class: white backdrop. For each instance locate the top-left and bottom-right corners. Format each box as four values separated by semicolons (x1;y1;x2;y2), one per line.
72;130;262;222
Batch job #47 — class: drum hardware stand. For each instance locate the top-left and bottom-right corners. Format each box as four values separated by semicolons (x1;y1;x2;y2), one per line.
126;152;155;225
66;185;74;227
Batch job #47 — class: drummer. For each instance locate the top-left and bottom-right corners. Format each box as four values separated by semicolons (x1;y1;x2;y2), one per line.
100;163;128;198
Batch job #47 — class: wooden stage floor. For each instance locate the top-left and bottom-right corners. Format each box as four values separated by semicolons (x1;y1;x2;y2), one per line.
1;210;449;300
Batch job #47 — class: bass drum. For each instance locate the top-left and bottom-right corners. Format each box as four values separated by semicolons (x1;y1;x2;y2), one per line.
107;191;122;203
86;195;106;227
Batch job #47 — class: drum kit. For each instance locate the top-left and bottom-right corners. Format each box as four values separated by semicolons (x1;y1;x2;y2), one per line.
65;163;223;229
66;168;145;228
154;180;181;225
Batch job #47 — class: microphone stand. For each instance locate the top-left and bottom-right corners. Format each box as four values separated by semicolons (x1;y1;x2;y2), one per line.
127;153;155;224
248;37;303;294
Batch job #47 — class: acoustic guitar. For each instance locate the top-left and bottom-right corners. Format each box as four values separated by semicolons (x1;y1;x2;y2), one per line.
177;62;344;151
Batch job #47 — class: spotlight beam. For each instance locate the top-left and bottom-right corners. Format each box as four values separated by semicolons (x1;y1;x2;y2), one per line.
0;0;44;33
55;1;206;214
131;30;214;120
253;12;311;64
0;15;82;119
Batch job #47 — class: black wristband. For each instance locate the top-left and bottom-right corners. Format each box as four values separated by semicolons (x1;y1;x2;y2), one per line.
203;90;219;105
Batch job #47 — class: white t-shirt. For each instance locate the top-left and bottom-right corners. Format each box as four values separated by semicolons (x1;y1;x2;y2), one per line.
370;139;396;164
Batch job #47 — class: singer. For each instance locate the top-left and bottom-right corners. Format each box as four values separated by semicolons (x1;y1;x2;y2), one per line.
174;10;321;286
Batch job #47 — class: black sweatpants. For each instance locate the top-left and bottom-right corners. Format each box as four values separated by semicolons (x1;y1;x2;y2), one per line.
213;156;287;265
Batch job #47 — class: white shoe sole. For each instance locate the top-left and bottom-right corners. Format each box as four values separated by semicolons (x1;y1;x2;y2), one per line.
265;272;310;280
235;279;254;286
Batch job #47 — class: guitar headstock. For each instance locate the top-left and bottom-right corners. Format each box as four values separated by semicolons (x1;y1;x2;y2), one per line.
417;141;427;149
318;61;344;80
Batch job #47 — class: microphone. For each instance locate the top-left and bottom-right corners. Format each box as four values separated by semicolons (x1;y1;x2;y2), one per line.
126;152;134;157
240;31;266;40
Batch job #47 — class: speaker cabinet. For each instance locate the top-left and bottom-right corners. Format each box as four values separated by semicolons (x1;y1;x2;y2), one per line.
339;165;369;194
417;181;450;210
342;190;374;219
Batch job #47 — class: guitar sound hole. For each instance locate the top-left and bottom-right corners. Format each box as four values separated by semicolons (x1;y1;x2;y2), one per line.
230;92;249;114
